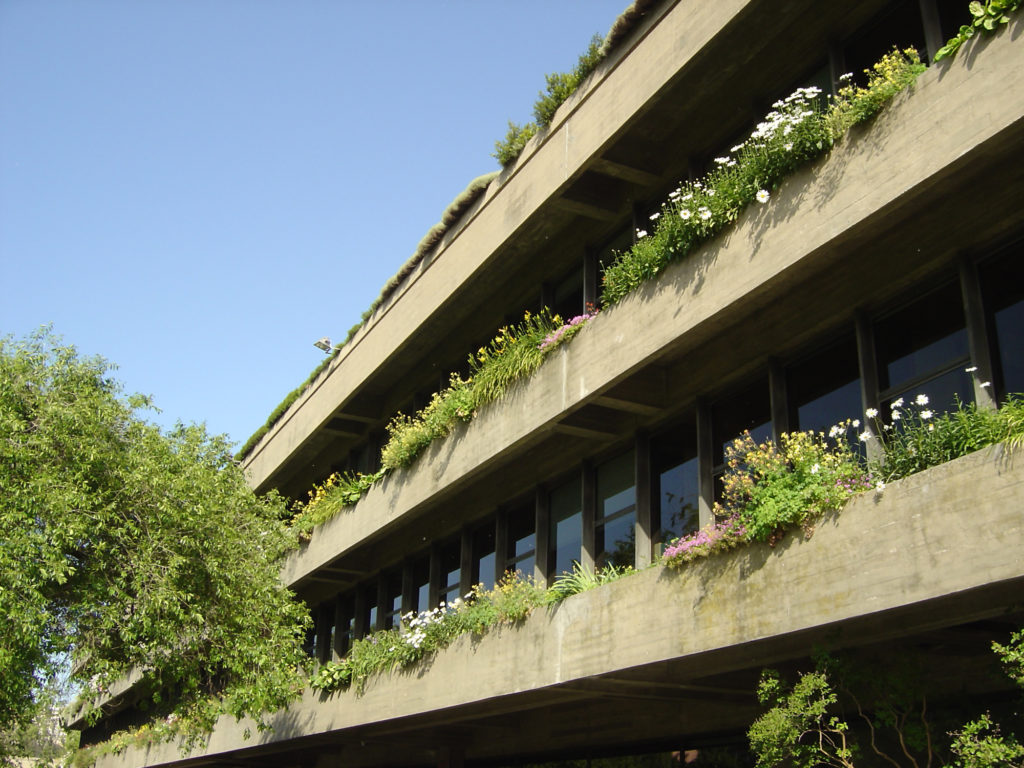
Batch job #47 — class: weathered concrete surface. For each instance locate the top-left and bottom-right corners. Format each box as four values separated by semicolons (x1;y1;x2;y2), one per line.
100;444;1024;767
281;27;1024;590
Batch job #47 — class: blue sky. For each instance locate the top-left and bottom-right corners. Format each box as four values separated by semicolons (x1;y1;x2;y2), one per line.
0;0;629;447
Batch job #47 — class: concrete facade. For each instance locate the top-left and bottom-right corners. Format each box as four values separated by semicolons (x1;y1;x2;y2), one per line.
96;446;1024;767
83;0;1024;765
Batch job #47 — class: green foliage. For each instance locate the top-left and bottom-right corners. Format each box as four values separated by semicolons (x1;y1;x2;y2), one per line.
749;669;855;768
0;330;310;759
993;629;1024;687
468;309;559;403
310;568;622;695
533;34;604;127
546;562;634;602
949;714;1024;768
381;310;565;470
380;372;477;469
871;395;1024;483
716;427;871;544
825;48;925;137
935;0;1022;61
494;34;605;166
749;628;1024;768
601;49;924;307
494;121;539;166
947;630;1024;768
290;469;387;535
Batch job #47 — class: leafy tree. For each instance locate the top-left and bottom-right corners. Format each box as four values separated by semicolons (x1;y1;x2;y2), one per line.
0;330;310;759
749;632;1024;768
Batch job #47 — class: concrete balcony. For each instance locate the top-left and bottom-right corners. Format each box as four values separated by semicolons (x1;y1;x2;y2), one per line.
282;26;1024;600
96;442;1024;767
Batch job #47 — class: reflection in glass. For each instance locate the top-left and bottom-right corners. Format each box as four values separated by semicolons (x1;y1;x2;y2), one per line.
549;478;582;578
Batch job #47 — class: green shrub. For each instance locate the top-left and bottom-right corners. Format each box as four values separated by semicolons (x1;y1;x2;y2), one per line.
935;0;1022;60
493;121;539;166
380;310;564;470
546;562;634;601
871;394;1024;483
290;469;386;535
494;33;605;166
533;34;603;127
716;427;871;544
601;49;925;308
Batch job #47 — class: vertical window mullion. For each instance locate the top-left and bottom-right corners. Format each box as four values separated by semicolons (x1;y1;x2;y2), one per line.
855;312;885;463
459;527;473;598
534;487;550;587
769;359;789;440
958;256;999;410
634;432;653;568
696;398;714;529
581;463;596;571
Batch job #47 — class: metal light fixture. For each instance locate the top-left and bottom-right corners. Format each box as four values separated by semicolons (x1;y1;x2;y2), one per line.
313;337;333;353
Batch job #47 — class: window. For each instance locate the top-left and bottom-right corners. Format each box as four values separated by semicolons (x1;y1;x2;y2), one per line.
651;420;700;552
980;244;1024;398
381;570;403;630
874;281;973;414
595;451;636;569
788;334;862;442
335;595;355;659
549;476;582;578
412;555;430;613
505;503;536;580
552;265;584;321
439;538;461;606
472;522;497;591
844;0;927;73
362;585;378;639
712;378;772;499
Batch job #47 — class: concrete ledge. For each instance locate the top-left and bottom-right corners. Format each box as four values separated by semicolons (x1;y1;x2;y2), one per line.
100;443;1024;767
281;27;1024;589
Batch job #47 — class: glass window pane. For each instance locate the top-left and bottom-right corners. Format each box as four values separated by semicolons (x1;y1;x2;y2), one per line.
980;245;1024;397
472;523;496;591
652;419;699;548
440;539;460;592
382;571;402;630
596;452;635;569
712;377;772;465
411;556;430;613
789;335;862;434
507;505;536;562
597;513;635;569
888;366;974;417
336;596;354;657
875;282;968;392
549;477;582;578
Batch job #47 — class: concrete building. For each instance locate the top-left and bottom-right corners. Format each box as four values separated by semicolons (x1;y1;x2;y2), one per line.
80;0;1024;765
